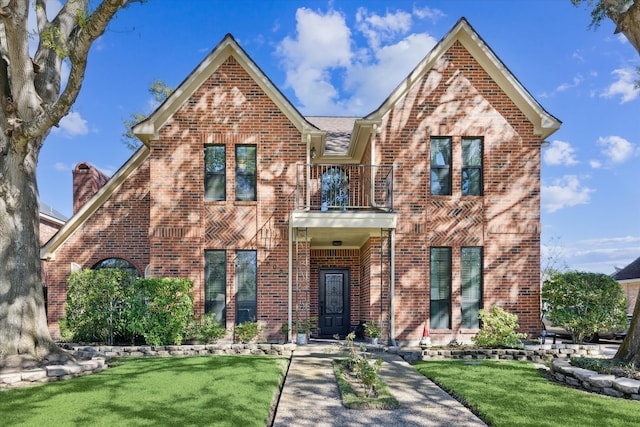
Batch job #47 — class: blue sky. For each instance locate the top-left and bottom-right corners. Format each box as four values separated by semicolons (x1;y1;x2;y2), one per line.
36;1;639;274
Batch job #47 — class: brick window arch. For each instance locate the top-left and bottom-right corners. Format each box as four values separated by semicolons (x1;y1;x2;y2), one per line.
92;258;140;278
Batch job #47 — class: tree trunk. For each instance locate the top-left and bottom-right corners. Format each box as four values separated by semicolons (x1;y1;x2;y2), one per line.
614;288;640;367
0;136;68;363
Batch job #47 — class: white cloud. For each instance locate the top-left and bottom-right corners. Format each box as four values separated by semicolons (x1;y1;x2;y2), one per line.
54;162;70;172
589;159;602;169
556;75;584;92
412;5;445;21
276;8;352;114
543;140;578;166
355;8;412;50
52;111;89;138
541;175;593;212
597;135;635;163
564;240;640;274
277;6;438;115
601;68;640;103
578;236;640;246
345;32;437;113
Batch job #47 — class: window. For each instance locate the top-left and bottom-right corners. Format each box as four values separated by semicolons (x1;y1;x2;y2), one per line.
205;250;226;325
236;145;256;201
321;167;349;210
430;247;451;329
205;145;226;201
430;137;451;195
461;247;482;329
92;258;139;278
462;137;482;196
236;250;257;324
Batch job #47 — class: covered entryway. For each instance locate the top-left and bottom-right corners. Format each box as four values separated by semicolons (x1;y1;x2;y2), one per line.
318;268;350;337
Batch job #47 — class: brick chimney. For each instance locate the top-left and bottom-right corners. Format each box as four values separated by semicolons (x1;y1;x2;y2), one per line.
72;162;110;214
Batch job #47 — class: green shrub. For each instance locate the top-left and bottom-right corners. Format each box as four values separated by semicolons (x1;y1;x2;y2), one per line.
542;271;627;343
336;332;385;397
234;321;262;343
472;305;526;348
189;314;227;343
65;268;136;344
132;278;194;346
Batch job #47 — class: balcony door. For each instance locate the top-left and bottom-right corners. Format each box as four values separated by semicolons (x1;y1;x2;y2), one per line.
318;268;350;337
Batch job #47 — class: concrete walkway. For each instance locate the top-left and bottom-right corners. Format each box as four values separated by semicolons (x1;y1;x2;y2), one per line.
272;340;486;427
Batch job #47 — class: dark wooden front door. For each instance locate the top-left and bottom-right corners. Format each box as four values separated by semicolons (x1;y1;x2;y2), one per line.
318;268;350;337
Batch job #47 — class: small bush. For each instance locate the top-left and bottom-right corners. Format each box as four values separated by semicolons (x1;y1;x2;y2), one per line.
131;278;194;346
234;321;262;343
472;305;526;348
542;271;627;343
189;314;227;343
340;332;385;397
65;268;136;344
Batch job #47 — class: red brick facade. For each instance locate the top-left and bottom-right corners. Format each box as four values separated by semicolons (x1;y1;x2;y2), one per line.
41;19;559;345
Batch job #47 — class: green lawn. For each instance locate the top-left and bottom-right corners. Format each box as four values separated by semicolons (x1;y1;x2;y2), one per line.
0;356;288;427
414;360;640;427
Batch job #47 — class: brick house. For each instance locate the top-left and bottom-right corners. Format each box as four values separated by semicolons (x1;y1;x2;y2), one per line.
41;18;560;345
612;257;640;316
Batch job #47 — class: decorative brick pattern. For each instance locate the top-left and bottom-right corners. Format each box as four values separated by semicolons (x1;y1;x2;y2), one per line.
43;27;551;345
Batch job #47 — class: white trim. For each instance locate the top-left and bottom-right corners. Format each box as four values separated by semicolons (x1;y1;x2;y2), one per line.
133;35;323;145
40;146;150;260
365;18;560;140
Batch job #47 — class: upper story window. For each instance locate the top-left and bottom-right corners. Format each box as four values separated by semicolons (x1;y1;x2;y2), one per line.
321;167;349;210
236;145;256;201
430;137;451;196
205;145;226;201
462;137;483;196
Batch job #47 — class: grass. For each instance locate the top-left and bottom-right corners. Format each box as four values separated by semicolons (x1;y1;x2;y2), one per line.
0;355;288;427
332;359;400;410
414;360;640;427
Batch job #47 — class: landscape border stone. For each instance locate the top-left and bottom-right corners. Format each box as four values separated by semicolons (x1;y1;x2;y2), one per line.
0;342;296;390
551;359;640;400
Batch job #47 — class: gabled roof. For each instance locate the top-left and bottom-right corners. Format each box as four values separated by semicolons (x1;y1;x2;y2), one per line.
361;17;561;140
40;147;150;260
133;33;323;145
41;33;326;260
612;256;640;281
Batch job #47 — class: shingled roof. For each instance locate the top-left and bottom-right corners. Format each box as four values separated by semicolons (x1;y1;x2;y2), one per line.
612;256;640;281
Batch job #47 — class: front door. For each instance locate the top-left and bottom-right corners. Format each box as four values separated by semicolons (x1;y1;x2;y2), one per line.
318;268;350;337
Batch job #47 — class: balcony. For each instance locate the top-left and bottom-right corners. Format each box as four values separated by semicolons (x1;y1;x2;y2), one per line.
295;164;393;212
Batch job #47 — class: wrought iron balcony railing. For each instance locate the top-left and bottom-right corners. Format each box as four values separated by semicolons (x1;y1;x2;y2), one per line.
295;164;393;212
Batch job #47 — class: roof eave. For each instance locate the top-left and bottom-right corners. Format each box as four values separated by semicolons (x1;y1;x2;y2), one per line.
133;34;320;145
40;146;150;261
365;18;561;140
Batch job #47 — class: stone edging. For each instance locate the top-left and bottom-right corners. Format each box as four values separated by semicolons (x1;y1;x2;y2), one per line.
0;343;296;390
390;343;602;363
550;359;640;400
0;358;107;389
69;343;297;360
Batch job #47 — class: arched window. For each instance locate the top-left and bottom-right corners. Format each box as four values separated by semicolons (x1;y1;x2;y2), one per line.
92;258;140;278
321;167;349;210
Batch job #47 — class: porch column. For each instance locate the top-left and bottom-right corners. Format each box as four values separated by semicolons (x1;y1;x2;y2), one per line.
288;223;293;343
390;228;396;346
